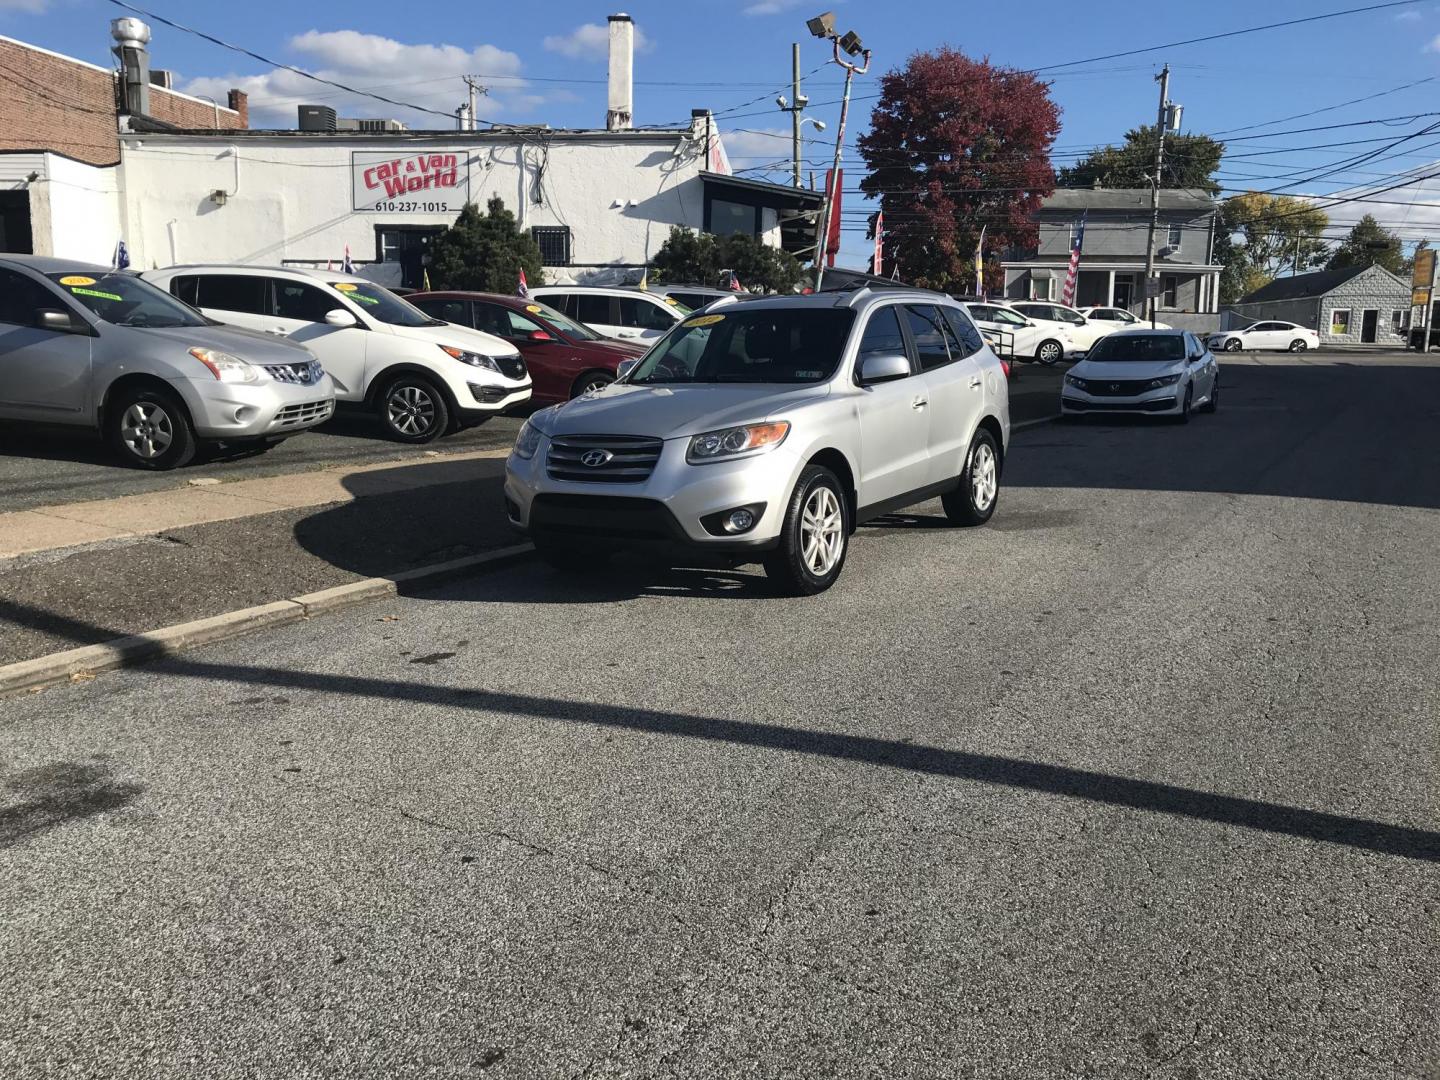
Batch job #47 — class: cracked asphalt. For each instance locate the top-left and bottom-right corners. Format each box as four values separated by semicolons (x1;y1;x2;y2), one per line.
0;354;1436;1079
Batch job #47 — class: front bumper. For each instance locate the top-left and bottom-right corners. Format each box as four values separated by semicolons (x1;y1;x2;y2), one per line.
505;433;802;552
455;380;532;422
1061;389;1181;415
181;374;336;439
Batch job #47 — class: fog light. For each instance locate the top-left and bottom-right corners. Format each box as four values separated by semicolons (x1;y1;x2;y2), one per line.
725;509;756;533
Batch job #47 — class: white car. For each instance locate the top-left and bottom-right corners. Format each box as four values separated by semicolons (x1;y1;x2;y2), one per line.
144;265;531;442
1208;321;1319;353
530;285;687;342
1061;329;1219;423
1081;306;1171;331
1011;301;1120;358
963;301;1071;365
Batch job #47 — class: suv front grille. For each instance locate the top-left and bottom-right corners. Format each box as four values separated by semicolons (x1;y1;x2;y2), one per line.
546;435;662;484
496;354;528;380
263;360;325;386
1084;378;1155;396
275;399;334;427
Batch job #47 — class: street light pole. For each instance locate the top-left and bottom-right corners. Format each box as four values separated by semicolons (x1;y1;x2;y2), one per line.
791;44;802;188
1144;64;1171;328
813;36;870;293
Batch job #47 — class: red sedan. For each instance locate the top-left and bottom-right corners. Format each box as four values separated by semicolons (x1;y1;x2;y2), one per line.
408;291;647;405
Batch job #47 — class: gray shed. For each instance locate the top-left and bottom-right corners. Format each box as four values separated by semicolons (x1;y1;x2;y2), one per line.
1226;264;1410;346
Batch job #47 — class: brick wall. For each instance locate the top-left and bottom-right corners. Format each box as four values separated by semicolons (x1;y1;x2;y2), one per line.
0;36;244;167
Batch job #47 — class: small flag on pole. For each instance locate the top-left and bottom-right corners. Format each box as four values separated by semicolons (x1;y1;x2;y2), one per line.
112;240;130;271
974;225;986;299
1061;213;1086;307
422;268;431;291
342;243;355;275
637;269;649;292
517;268;529;298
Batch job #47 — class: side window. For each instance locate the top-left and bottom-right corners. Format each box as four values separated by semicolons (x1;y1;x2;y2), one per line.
0;268;60;326
273;280;338;323
854;306;908;375
904;305;952;373
471;302;511;337
196;274;269;315
414;298;471;326
505;309;545;337
575;294;613;326
1060;307;1086;326
968;306;993;322
942;306;985;358
170;276;200;306
618;297;673;330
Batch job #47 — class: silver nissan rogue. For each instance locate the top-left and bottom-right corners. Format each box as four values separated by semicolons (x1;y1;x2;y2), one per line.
505;288;1010;595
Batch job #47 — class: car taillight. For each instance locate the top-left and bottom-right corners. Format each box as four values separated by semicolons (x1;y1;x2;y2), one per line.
1001;360;1011;379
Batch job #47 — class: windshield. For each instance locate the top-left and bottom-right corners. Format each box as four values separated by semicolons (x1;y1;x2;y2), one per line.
989;308;1028;327
1085;335;1185;363
327;281;435;327
628;308;855;385
527;301;601;341
46;272;209;328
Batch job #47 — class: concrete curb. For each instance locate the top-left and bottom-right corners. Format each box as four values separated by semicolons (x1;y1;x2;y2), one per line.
1;543;536;696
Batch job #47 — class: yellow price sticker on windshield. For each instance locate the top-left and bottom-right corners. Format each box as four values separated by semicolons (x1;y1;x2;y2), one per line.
663;297;680;305
525;304;543;313
333;282;359;292
684;314;725;328
59;275;96;286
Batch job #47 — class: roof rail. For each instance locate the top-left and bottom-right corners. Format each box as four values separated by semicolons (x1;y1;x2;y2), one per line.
840;284;946;307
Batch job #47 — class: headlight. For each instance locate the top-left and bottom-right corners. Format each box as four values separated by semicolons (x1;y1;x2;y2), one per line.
440;344;500;373
189;347;260;384
1064;374;1089;389
512;421;542;460
1146;373;1183;389
687;421;790;464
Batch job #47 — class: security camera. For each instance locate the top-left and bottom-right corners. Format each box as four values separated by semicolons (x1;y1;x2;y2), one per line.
796;93;809;107
776;95;789;109
838;29;864;56
806;11;836;37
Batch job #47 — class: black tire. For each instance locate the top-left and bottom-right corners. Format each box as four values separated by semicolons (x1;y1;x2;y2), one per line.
570;370;615;398
1173;383;1193;425
532;533;605;575
1288;339;1308;352
1035;339;1064;366
763;465;848;596
1224;338;1243;352
378;374;449;443
104;385;197;470
1200;378;1219;414
942;428;1000;526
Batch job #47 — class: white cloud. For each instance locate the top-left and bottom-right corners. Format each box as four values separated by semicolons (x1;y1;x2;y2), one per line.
742;0;809;14
179;30;543;129
542;22;652;61
720;127;793;159
0;0;49;11
1395;9;1422;20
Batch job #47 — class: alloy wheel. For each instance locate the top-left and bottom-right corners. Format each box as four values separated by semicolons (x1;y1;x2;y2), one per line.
1226;339;1242;352
1037;341;1062;365
387;384;436;436
971;441;998;512
800;486;844;577
120;402;174;460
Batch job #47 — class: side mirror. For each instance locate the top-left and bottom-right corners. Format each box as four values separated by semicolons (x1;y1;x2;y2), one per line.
324;308;358;328
37;309;82;333
858;352;911;385
616;358;640;380
527;329;553;342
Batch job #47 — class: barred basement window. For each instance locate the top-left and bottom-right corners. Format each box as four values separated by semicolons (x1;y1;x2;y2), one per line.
531;226;571;267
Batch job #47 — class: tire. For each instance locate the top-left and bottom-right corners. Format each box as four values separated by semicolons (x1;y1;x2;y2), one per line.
570;370;615;398
1224;338;1242;352
378;374;449;443
942;428;1000;526
763;465;848;596
1200;377;1219;414
105;385;197;470
532;533;604;575
1035;339;1064;366
1288;339;1308;352
1173;383;1193;425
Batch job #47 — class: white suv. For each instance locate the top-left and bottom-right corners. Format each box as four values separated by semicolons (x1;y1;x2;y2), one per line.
1011;301;1119;359
530;285;686;342
144;266;531;442
506;289;1010;595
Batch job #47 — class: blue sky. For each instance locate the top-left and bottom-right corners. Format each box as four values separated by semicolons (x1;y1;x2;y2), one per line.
4;0;1440;263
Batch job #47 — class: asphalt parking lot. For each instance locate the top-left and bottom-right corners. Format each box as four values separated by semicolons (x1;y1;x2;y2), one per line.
1;353;1436;1078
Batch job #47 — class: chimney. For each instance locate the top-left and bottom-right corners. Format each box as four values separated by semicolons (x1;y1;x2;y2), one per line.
606;13;633;131
110;16;152;116
228;89;249;128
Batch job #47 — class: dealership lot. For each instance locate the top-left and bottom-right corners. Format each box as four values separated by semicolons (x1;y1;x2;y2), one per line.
2;353;1435;1078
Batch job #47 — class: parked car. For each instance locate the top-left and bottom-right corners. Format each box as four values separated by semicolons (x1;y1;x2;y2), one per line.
0;255;335;470
1061;329;1218;423
407;291;646;404
1080;306;1171;331
143;266;530;443
1011;301;1119;358
963;301;1071;366
505;288;1010;595
642;284;732;311
1207;321;1319;353
530;285;686;342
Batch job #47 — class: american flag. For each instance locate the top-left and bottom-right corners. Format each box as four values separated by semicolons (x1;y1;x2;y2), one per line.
516;268;529;298
342;243;355;275
1061;213;1086;306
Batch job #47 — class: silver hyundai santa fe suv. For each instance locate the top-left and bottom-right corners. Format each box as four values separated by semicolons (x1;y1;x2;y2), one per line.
505;288;1010;594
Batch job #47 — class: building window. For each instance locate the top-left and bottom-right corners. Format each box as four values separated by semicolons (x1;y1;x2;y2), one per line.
1330;308;1351;335
1162;275;1178;308
1031;274;1054;301
531;226;571;267
1167;224;1183;251
1391;310;1408;335
709;198;759;238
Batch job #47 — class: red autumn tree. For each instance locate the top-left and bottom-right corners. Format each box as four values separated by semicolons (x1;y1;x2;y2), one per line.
859;48;1061;292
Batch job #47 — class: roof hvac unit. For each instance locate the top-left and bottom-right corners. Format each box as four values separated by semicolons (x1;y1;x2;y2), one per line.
149;69;174;89
298;105;338;132
356;118;406;132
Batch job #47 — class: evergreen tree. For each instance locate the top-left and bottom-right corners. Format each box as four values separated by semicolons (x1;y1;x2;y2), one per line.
428;197;545;293
1059;126;1225;195
1326;214;1406;276
651;227;803;293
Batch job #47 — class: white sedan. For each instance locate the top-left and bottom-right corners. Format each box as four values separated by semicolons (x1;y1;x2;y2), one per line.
1060;329;1219;423
1208;321;1320;353
1081;306;1171;331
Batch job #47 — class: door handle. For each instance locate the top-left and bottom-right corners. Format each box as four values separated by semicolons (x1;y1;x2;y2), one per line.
265;328;289;336
911;397;928;410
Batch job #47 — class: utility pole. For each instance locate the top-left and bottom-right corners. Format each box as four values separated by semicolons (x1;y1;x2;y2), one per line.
1144;64;1171;328
775;44;809;188
463;76;487;131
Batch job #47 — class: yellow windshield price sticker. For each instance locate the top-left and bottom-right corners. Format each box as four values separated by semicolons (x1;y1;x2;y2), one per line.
664;297;680;305
333;282;359;292
525;304;543;313
684;314;725;328
59;275;96;286
71;287;122;302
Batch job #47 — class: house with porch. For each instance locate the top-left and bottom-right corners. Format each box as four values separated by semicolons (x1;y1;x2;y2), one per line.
1002;188;1222;328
